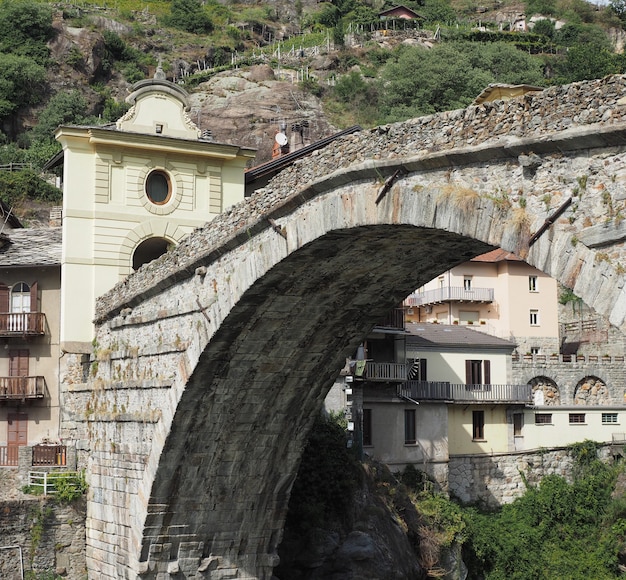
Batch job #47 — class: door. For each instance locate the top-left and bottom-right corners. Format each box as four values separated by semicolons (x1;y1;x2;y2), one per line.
9;349;29;396
7;412;27;466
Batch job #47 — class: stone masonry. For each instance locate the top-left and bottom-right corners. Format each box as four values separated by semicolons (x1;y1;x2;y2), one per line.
65;76;626;578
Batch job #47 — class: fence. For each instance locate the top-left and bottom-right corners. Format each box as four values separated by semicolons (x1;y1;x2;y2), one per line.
0;446;18;466
28;470;80;496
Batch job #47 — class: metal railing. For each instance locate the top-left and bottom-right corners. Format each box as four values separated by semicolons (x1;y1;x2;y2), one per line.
399;381;532;403
404;286;494;307
0;312;46;335
0;446;18;466
28;470;79;496
32;445;66;466
0;376;46;399
365;362;407;381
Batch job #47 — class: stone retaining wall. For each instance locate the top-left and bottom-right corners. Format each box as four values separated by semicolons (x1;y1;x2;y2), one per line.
0;499;86;579
449;445;614;508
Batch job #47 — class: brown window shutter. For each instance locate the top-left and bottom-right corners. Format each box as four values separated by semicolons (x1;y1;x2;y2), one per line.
0;283;8;313
484;360;491;385
29;281;38;312
465;360;471;384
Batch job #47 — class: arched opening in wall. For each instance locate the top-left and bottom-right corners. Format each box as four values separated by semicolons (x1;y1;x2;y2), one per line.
132;237;172;271
574;375;609;405
529;376;560;406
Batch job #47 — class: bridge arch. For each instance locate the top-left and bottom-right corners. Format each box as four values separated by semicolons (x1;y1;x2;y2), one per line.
80;80;626;579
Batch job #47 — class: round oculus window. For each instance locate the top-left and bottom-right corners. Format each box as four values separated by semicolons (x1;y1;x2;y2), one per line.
145;170;172;205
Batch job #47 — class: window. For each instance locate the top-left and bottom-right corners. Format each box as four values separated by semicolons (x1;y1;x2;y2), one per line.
362;409;372;446
404;409;416;444
535;413;552;424
132;237;172;271
529;275;538;292
145;170;172;205
465;360;491;385
530;347;540;355
407;358;427;381
569;413;585;424
464;276;472;291
602;413;618;424
513;413;524;436
529;309;539;326
473;410;485;440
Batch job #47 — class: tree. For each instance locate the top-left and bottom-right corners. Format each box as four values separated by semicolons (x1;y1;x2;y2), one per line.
31;91;91;144
165;0;214;34
0;0;54;63
0;53;46;121
376;42;544;123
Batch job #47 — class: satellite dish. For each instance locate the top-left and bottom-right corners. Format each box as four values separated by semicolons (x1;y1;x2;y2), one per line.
275;132;288;146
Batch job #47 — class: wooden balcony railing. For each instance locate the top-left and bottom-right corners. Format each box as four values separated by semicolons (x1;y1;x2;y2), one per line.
32;445;66;466
0;445;18;466
365;361;407;382
398;381;532;403
404;286;494;307
374;308;405;331
0;312;46;336
0;376;46;400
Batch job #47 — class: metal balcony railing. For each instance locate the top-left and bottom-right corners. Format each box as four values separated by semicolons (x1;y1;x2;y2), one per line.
404;286;494;307
365;362;407;382
0;312;46;336
0;376;46;400
398;381;532;403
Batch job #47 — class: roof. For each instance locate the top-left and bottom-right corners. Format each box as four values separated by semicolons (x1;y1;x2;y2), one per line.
472;84;544;106
0;228;62;267
378;5;424;19
245;125;362;196
0;199;23;229
470;248;523;263
405;322;516;350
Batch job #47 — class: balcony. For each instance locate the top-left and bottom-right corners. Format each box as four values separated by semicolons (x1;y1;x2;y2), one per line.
0;376;46;400
0;444;68;467
0;312;46;336
364;361;407;382
405;286;494;307
398;381;531;403
374;308;405;331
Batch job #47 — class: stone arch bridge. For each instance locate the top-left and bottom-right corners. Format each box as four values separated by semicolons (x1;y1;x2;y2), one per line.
66;75;626;579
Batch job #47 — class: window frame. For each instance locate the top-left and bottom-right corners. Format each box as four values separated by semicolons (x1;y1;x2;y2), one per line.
472;410;485;440
528;275;538;292
529;309;539;326
404;408;416;444
535;413;552;425
602;412;618;424
145;169;172;206
569;413;586;424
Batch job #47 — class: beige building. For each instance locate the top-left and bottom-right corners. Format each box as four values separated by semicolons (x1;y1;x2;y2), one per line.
0;70;255;467
0;228;62;462
354;321;526;487
404;249;560;355
56;70;255;350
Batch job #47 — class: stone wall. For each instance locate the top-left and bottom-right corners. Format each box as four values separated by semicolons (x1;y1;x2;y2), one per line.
512;356;626;405
0;499;86;579
448;445;613;508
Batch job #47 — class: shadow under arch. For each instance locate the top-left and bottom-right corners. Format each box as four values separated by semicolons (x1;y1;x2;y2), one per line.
132;237;173;270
